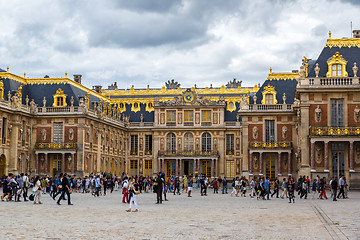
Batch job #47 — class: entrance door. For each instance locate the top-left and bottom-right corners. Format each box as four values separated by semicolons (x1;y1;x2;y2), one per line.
331;143;345;178
201;160;211;177
0;154;6;176
265;153;276;181
52;154;62;176
183;160;194;177
166;160;176;178
226;160;235;178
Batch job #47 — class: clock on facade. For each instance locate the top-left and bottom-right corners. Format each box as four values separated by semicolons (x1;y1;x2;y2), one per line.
184;93;194;102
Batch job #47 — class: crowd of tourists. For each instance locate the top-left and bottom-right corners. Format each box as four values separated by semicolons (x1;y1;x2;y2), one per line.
0;171;350;210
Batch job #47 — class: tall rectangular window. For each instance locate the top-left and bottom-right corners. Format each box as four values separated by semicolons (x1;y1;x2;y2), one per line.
130;135;138;155
144;160;152;176
130;160;138;176
265;94;273;104
145;135;152;155
201;110;211;126
226;134;234;155
166;110;176;126
53;122;63;143
1;118;6;144
184;110;194;126
265;120;275;142
331;99;344;127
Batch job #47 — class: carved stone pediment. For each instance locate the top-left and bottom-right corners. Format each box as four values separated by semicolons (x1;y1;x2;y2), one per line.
154;89;226;107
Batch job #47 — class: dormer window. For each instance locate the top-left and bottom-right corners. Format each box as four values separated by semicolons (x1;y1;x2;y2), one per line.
265;94;273;104
326;52;348;77
53;88;67;107
261;84;277;105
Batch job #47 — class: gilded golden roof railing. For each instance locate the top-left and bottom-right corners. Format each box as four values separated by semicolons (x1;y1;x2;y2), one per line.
266;72;299;81
310;127;360;136
35;142;77;149
158;150;219;157
249;141;292;149
324;38;360;49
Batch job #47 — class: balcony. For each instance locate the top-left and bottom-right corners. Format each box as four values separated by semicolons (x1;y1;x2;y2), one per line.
158;150;219;157
246;104;293;112
249;141;292;149
303;77;359;87
310;126;360;136
35;142;77;149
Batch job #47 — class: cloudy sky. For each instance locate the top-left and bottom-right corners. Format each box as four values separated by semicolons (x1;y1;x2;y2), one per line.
0;0;358;89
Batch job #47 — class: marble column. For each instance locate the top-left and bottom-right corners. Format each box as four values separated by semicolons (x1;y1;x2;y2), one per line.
324;141;329;172
62;153;65;173
288;152;291;175
249;152;253;174
215;158;218;177
310;141;315;171
71;153;75;174
175;159;179;176
349;141;354;172
162;159;165;172
44;153;48;174
259;152;263;175
179;159;182;176
277;152;281;176
35;153;39;175
211;159;215;177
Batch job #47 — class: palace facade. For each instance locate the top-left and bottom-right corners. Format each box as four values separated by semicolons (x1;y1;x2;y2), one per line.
1;31;360;188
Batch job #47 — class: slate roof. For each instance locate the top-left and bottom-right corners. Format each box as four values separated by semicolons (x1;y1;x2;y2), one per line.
307;46;360;78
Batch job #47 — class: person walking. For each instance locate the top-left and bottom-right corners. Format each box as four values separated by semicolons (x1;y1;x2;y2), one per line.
22;173;29;201
173;177;181;195
155;173;163;204
126;178;139;212
264;177;270;200
33;176;43;204
319;177;328;200
331;177;338;201
288;178;295;203
187;177;193;197
122;177;129;203
337;175;345;199
311;179;318;199
57;173;73;205
271;179;279;198
222;177;228;194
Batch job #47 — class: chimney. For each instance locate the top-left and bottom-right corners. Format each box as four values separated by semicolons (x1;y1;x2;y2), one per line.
73;74;82;84
93;85;102;93
353;30;360;38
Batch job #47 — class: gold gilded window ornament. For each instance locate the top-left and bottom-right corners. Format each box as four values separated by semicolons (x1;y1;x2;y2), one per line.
326;52;348;77
131;102;140;113
52;88;67;107
145;101;154;112
261;85;277;104
0;80;4;100
226;101;236;112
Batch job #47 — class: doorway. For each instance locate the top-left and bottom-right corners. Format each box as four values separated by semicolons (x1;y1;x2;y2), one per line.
0;154;6;176
201;160;211;177
183;160;194;177
166;160;176;178
52;154;62;176
265;153;276;181
331;143;345;178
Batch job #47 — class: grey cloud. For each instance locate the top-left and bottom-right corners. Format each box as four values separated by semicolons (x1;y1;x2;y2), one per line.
111;0;183;13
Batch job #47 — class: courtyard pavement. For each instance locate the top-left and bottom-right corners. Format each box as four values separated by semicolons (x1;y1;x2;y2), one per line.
0;188;359;240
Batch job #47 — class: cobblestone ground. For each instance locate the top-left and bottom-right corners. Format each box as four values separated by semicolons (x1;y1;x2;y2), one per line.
0;188;359;240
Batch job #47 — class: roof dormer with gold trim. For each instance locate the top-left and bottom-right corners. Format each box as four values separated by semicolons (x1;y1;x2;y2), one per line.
326;52;348;77
53;88;67;107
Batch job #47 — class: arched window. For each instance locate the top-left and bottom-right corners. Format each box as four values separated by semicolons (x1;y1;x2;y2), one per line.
167;133;176;152
184;132;194;151
202;132;211;152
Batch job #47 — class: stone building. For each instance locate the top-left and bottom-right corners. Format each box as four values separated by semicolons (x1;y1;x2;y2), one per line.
0;31;359;188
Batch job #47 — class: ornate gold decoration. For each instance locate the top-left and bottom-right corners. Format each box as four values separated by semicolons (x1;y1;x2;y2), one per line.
131;102;140;113
325;37;360;49
310;127;360;136
261;84;277;104
0;80;4;100
326;52;348;77
266;72;299;81
249;141;292;149
226;101;236;112
158;150;219;157
35;142;77;149
145;101;154;112
52;88;67;107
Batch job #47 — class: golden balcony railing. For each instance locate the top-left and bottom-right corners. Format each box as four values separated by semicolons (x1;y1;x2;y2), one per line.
249;141;292;149
35;142;77;149
310;127;360;136
158;150;219;157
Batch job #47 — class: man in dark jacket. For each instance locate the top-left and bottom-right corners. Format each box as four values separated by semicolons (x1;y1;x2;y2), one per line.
155;173;163;204
331;177;338;201
57;173;73;205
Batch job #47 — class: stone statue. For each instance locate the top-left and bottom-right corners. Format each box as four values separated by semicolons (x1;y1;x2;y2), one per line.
254;155;258;169
41;129;46;140
293;98;300;107
253;95;257;105
42;97;47;107
70;96;74;107
165;79;181;89
282;126;287;139
69;128;74;140
7;91;11;102
96;102;103;118
282;93;286;104
240;95;249;110
226;78;242;88
79;98;88;114
314;63;320;78
25;95;29;106
11;94;21;110
315;105;322;122
140;114;144;122
353;62;358;77
253;126;258;140
29;99;37;114
354;105;360;122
